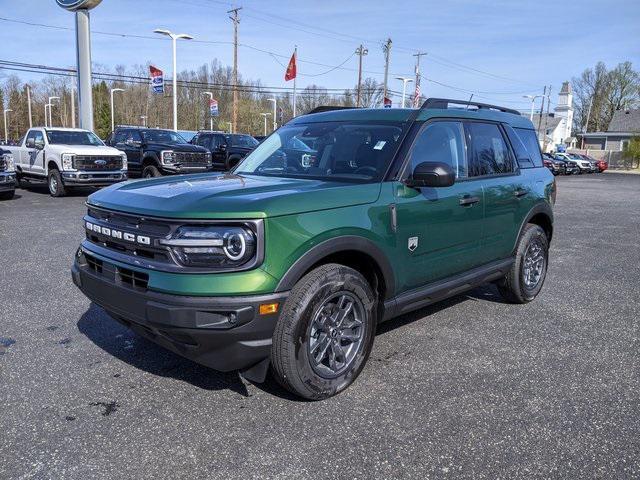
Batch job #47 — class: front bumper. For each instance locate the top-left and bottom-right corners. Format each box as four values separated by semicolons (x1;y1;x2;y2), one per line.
62;170;127;186
71;251;288;372
161;164;213;175
0;172;16;191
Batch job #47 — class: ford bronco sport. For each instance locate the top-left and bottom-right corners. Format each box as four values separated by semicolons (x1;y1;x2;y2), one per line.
72;98;555;400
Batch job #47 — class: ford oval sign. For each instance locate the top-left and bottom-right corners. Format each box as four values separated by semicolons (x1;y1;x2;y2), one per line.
56;0;103;11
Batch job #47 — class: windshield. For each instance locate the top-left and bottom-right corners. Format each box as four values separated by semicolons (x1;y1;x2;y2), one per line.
141;130;187;144
46;130;104;146
236;121;404;182
227;134;259;148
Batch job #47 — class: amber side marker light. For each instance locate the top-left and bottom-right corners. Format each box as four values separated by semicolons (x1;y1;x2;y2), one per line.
259;303;279;315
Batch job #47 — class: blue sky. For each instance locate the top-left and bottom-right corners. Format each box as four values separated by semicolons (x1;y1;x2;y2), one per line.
1;0;639;109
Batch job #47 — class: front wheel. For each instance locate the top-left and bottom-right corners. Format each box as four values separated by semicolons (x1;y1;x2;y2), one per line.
142;165;162;178
497;224;549;304
48;169;66;197
271;264;377;400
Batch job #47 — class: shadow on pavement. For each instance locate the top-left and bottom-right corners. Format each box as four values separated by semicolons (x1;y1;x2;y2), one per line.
77;303;252;397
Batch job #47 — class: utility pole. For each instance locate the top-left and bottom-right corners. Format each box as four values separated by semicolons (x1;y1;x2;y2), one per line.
581;96;593;149
382;38;392;106
355;45;368;107
70;86;76;128
536;86;547;144
228;7;242;133
412;52;427;107
542;85;552;152
26;85;33;128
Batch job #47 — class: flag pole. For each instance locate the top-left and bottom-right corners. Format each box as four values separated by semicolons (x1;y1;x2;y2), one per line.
292;46;297;117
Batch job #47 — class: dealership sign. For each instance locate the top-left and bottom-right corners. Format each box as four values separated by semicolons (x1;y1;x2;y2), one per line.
149;66;164;94
209;99;219;117
56;0;103;11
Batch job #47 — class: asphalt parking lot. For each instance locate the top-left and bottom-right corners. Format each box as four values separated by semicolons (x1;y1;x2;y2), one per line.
1;173;638;479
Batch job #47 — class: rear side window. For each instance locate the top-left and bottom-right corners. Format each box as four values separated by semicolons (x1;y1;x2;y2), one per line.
409;121;467;178
514;128;542;167
467;122;514;177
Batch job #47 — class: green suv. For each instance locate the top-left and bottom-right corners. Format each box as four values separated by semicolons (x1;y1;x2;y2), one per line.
72;99;555;400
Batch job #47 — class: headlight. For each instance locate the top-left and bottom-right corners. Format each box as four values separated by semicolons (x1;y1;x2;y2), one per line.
161;150;175;164
160;225;257;268
205;152;212;166
120;153;128;170
61;153;76;171
3;154;14;172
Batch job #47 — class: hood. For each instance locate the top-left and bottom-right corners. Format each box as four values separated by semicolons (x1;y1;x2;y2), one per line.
87;173;382;219
146;142;207;153
48;144;124;156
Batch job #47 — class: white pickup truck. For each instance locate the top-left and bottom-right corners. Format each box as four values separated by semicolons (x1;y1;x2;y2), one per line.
8;127;128;197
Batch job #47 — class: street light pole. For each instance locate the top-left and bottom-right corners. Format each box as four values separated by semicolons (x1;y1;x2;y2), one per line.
110;88;124;133
202;91;213;130
48;96;60;127
267;98;277;131
3;109;12;143
395;77;413;108
154;29;194;131
44;104;50;128
260;113;271;136
523;94;543;121
70;86;76;128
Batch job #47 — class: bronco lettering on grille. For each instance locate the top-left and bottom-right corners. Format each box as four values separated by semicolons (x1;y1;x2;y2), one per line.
85;221;151;245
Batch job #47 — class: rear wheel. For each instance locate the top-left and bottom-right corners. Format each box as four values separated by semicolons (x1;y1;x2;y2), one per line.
271;264;376;400
497;224;549;304
142;165;161;178
48;169;66;197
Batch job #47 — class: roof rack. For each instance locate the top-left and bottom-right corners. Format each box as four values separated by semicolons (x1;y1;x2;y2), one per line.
421;98;521;116
306;106;358;115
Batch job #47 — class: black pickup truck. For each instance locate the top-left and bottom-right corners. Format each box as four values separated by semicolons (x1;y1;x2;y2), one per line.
106;127;212;178
191;131;259;171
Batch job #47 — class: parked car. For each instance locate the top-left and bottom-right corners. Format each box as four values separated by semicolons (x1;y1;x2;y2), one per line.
106;126;212;178
555;153;588;174
72;98;555;400
552;154;578;174
7;127;127;197
580;154;607;172
0;148;17;200
191;131;259;170
542;152;565;175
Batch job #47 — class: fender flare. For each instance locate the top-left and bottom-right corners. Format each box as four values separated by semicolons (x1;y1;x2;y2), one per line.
275;235;396;299
513;202;554;252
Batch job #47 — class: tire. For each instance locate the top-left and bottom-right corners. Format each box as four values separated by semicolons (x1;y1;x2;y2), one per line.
142;165;162;178
48;169;66;197
497;224;549;304
271;263;377;400
0;190;14;200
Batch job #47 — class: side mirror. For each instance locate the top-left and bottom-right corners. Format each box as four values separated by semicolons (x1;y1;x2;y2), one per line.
218;143;227;152
26;138;35;148
405;162;456;188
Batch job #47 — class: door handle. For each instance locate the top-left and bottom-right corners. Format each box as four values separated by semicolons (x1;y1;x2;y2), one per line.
514;189;528;198
459;195;480;206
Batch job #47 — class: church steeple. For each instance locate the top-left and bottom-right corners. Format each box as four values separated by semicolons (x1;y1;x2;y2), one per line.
554;81;574;141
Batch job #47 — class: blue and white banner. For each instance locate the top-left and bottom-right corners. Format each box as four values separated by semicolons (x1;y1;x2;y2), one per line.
149;65;164;95
209;99;219;117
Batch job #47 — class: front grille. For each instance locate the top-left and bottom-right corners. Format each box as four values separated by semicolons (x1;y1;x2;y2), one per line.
117;267;149;289
73;155;123;171
85;207;172;263
174;152;208;168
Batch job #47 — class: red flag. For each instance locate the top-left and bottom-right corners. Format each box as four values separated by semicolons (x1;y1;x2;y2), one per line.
284;51;297;81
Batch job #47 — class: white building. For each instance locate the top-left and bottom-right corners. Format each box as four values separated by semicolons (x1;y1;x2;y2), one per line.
531;81;575;152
